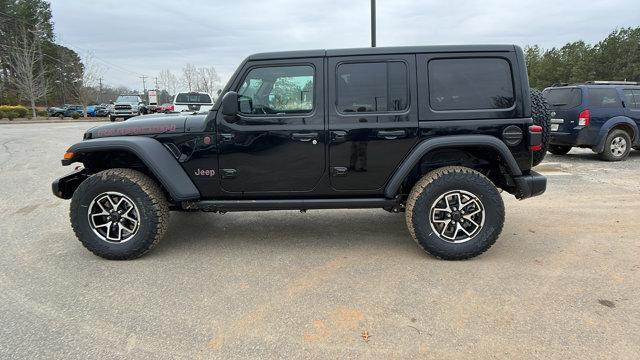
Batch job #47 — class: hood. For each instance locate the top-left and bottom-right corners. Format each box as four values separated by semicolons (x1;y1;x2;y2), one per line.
85;113;191;139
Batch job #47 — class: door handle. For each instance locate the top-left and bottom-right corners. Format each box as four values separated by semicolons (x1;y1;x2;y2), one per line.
331;130;347;142
377;130;406;139
291;132;318;142
220;133;235;141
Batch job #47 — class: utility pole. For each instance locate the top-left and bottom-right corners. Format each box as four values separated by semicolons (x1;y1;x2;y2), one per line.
97;77;103;103
140;75;148;102
371;0;376;47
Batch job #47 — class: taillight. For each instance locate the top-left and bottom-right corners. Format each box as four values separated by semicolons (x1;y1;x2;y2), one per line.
168;105;175;111
529;125;543;151
578;109;590;126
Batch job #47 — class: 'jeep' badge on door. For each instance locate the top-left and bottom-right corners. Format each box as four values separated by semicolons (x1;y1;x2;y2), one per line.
195;169;215;177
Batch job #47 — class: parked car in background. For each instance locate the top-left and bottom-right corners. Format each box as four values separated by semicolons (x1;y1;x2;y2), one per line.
109;95;146;121
95;104;110;117
47;104;84;118
543;81;640;161
172;91;213;113
86;105;98;117
158;103;175;113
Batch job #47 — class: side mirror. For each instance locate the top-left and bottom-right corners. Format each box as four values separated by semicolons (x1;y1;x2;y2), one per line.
222;91;238;117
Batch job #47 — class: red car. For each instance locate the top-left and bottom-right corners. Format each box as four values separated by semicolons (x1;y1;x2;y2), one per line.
158;103;175;113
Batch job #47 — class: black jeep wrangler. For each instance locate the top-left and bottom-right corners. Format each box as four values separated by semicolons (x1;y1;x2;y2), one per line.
52;45;547;260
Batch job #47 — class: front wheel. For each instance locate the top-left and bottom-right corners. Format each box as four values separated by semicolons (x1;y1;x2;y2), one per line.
599;129;631;161
70;169;169;260
405;166;505;260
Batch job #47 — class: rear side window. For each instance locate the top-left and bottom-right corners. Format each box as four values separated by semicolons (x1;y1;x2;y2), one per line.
543;88;582;110
336;61;408;113
175;93;212;104
587;88;621;108
428;58;514;111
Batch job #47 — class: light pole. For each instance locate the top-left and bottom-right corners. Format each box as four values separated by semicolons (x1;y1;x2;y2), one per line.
371;0;376;47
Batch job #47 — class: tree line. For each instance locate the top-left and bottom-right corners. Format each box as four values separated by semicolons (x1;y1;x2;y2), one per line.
0;0;222;117
525;27;640;89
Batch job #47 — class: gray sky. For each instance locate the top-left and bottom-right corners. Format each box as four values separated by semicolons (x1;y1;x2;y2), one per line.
50;0;639;90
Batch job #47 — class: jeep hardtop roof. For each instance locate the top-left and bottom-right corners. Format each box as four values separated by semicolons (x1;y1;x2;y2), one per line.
248;44;518;61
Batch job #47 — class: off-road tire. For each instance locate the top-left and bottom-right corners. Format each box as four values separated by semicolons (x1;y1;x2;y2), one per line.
548;145;572;155
70;168;169;260
405;166;505;260
599;129;631;161
531;88;551;167
57;114;64;119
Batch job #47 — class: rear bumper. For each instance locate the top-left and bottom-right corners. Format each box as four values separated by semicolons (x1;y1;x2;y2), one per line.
52;168;88;199
513;170;546;199
550;128;598;147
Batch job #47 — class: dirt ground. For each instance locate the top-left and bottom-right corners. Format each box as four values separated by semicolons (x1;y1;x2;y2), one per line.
0;122;638;359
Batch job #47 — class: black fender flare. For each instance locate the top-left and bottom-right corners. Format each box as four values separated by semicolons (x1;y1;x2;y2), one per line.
593;116;639;153
64;136;200;201
384;135;522;198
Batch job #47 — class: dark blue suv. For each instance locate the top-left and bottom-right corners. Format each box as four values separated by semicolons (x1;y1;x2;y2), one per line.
543;82;640;161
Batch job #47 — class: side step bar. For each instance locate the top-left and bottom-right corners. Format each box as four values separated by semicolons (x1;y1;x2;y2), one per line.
182;198;399;212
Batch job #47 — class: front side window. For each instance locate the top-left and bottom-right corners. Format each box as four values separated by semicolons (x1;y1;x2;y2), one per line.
428;58;515;111
588;88;622;108
237;65;314;115
336;61;408;113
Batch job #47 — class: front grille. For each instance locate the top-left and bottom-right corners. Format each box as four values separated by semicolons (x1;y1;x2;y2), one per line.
115;105;132;110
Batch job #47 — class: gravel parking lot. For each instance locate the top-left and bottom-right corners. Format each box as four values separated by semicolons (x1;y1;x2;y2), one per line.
1;122;639;359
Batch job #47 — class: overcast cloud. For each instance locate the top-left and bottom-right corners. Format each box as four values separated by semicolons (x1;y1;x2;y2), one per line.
49;0;639;90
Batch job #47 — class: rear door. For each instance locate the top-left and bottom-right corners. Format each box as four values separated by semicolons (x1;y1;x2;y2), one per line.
622;89;640;126
586;87;625;128
327;54;418;192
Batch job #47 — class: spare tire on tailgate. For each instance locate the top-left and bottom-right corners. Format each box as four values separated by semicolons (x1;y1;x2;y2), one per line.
530;88;551;167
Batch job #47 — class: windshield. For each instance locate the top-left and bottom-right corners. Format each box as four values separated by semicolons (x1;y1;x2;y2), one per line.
175;93;212;104
116;95;141;104
543;88;582;110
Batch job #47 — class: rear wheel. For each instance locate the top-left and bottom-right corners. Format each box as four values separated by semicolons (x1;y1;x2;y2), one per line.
405;166;505;260
548;145;572;155
599;129;631;161
531;88;551;167
70;169;169;260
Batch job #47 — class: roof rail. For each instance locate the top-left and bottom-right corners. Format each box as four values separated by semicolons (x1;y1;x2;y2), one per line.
585;81;639;85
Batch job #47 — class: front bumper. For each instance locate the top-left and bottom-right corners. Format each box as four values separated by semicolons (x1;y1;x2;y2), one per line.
52;168;88;199
513;170;546;199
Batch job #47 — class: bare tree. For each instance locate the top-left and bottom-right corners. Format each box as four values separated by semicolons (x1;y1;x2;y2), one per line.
197;66;221;97
181;64;198;92
8;27;47;118
71;52;102;117
158;69;178;97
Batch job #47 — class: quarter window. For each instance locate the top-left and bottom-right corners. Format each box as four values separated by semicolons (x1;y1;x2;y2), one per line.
336;61;408;113
623;89;640;109
588;88;622;108
428;58;515;111
237;65;314;115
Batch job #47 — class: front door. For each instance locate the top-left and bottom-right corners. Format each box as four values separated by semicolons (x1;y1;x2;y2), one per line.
217;59;325;195
327;55;418;192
